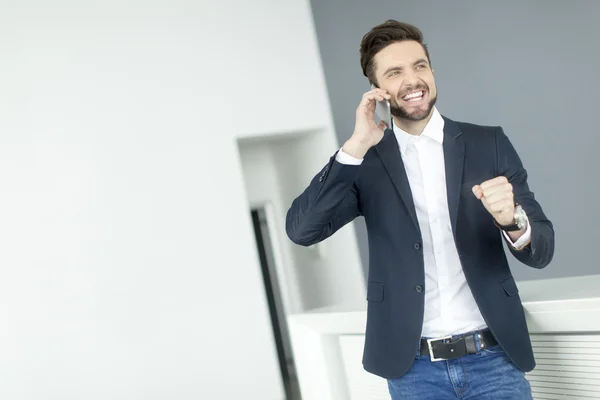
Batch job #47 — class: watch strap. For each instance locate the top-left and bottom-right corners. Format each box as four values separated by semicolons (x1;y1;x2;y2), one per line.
494;218;521;231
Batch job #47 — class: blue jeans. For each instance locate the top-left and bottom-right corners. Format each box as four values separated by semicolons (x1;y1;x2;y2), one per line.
387;342;533;399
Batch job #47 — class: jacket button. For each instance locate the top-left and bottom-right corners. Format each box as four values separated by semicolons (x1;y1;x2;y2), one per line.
414;243;421;250
415;285;423;293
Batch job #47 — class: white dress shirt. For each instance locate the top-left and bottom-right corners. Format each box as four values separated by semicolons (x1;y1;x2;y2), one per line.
336;108;531;338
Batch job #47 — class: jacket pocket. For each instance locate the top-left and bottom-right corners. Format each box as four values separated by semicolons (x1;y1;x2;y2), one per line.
367;282;384;302
501;276;519;296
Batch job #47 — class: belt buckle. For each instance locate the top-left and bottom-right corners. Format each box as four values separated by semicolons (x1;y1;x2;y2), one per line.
427;336;452;362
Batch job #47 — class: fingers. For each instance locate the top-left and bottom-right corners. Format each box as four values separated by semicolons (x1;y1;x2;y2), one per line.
358;94;389;109
473;176;516;224
477;177;512;197
360;89;391;106
483;189;513;205
479;176;508;190
357;90;392;118
473;176;514;209
482;197;514;214
472;185;483;200
364;88;392;99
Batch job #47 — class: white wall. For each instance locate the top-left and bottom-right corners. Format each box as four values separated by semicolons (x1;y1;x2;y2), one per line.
239;137;366;315
270;134;366;310
0;0;362;399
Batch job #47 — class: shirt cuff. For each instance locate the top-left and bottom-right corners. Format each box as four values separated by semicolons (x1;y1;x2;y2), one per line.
335;147;364;165
502;214;531;250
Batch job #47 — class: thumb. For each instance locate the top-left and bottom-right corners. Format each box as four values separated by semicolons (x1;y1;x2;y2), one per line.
472;185;483;200
377;120;388;131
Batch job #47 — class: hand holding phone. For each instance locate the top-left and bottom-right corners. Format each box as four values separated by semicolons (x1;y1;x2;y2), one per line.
342;86;392;159
370;84;392;127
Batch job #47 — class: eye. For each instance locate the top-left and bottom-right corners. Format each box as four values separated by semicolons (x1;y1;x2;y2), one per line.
389;71;400;77
416;64;427;70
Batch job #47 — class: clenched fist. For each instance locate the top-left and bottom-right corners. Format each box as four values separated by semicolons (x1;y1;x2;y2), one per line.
472;176;515;226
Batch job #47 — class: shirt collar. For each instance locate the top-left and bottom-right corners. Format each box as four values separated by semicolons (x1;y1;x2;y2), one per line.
392;107;445;155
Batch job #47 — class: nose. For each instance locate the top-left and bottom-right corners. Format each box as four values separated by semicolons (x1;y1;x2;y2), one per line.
402;69;420;87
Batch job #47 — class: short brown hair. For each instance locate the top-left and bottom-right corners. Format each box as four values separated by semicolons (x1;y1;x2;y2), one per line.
360;20;430;85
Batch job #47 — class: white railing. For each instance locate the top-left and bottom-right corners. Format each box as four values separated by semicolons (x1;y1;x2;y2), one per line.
288;275;600;400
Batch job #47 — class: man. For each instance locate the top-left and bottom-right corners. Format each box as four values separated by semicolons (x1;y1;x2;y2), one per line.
286;20;554;399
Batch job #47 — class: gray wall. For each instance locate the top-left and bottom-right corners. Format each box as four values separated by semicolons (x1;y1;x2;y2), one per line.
310;0;599;281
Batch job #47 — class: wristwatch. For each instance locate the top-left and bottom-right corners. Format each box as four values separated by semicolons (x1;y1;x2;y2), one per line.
494;204;527;232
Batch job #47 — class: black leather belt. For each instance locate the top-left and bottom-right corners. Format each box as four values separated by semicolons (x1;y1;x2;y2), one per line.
420;329;498;361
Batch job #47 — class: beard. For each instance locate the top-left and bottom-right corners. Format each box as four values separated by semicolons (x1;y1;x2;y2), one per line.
390;87;437;121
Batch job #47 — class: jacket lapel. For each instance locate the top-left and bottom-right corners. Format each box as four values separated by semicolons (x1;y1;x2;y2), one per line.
375;128;420;232
442;117;465;239
374;118;465;236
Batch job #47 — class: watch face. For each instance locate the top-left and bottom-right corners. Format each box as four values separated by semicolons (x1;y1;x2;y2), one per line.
514;206;527;229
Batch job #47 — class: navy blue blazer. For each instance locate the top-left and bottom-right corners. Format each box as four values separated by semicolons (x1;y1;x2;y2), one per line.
285;116;554;379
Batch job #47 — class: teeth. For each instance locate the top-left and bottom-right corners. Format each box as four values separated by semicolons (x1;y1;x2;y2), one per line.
403;91;424;100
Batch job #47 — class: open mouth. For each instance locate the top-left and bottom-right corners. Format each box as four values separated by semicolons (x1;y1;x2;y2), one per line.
402;90;426;102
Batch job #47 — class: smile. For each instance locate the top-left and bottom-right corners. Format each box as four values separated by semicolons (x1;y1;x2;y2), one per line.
402;90;425;102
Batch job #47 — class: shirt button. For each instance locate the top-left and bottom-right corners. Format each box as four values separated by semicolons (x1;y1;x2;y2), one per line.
414;243;421;250
415;285;423;293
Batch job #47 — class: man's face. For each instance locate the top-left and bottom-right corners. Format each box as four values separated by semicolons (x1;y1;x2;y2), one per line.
373;41;437;121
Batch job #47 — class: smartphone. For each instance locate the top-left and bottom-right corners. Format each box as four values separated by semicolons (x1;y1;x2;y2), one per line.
370;84;391;127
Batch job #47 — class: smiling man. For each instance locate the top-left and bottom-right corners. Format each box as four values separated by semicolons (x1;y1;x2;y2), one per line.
286;20;555;399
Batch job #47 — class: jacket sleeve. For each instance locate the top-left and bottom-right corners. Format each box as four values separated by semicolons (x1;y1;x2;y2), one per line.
285;152;362;246
495;127;555;269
